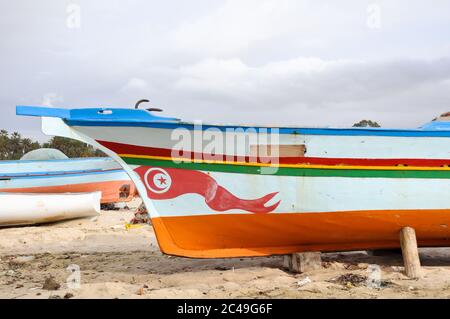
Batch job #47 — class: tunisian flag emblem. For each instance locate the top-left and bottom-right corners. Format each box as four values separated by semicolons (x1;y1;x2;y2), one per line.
134;166;280;214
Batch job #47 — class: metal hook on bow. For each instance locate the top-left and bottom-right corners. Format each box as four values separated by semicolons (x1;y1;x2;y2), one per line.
134;99;163;112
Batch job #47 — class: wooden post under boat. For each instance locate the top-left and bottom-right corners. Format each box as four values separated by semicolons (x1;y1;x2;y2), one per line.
284;252;322;273
399;227;422;279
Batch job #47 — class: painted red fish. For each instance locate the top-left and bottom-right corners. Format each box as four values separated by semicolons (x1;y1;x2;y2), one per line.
134;166;280;214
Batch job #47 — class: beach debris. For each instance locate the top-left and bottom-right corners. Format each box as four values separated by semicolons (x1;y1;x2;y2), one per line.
64;293;74;299
115;202;129;210
330;273;393;289
130;203;151;225
10;255;35;265
6;270;16;277
43;276;61;290
323;261;354;271
214;266;229;271
125;223;143;231
111;224;126;230
297;276;312;287
101;203;119;210
102;202;130;211
136;286;146;295
329;273;367;287
344;263;363;271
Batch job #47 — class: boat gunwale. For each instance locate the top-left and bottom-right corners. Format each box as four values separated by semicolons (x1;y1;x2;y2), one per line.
68;120;450;137
0;157;113;165
16;105;450;137
0;168;125;179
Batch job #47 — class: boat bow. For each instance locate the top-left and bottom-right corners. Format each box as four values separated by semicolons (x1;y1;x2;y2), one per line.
16;105;180;125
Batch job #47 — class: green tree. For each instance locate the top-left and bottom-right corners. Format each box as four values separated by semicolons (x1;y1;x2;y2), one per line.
352;120;381;128
42;136;104;158
0;130;105;160
0;130;9;160
2;132;41;160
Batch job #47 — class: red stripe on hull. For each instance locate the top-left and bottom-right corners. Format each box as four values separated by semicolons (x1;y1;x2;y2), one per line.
98;139;450;167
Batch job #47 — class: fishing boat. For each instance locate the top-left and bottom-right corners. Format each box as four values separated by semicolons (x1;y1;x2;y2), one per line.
0;150;136;204
0;192;101;227
16;103;450;258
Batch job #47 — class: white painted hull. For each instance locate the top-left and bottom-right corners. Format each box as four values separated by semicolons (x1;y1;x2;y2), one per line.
0;192;101;227
73;125;450;159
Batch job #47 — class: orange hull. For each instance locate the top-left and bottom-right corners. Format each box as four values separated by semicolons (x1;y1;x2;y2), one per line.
1;180;136;204
152;209;450;258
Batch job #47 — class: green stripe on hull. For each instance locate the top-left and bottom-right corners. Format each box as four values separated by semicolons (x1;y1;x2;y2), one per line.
122;157;450;179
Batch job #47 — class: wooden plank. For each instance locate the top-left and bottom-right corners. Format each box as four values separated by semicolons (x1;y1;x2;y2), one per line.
283;255;292;270
399;227;422;279
250;144;306;158
285;252;322;273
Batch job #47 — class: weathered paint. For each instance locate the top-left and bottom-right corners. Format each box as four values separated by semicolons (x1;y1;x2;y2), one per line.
16;105;450;258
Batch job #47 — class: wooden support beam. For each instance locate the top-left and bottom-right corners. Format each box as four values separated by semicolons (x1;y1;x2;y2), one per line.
283;255;292;270
399;227;422;279
284;252;322;273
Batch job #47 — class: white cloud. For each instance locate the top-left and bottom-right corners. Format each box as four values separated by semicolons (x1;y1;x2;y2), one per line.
171;57;450;109
173;0;301;56
2;0;450;138
42;93;64;107
120;77;149;94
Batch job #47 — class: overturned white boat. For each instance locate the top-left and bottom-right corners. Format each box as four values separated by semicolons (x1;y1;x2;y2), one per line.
0;192;101;227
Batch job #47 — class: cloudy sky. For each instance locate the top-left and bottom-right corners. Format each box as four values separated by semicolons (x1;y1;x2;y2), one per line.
1;0;450;140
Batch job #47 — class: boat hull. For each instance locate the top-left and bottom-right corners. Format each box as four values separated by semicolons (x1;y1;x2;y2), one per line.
15;106;450;258
152;209;450;258
71;125;450;258
0;180;133;204
0;192;101;227
0;158;136;204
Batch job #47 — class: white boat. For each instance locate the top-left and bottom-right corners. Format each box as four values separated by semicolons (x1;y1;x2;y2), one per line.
0;192;101;227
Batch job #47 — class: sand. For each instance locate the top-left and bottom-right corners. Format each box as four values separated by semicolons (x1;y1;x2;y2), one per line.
1;198;450;299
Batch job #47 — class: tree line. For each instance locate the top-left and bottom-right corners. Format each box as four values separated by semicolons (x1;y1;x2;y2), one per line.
0;129;105;160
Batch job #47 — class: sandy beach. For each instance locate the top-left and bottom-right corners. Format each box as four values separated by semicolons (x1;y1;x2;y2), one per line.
0;199;449;299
